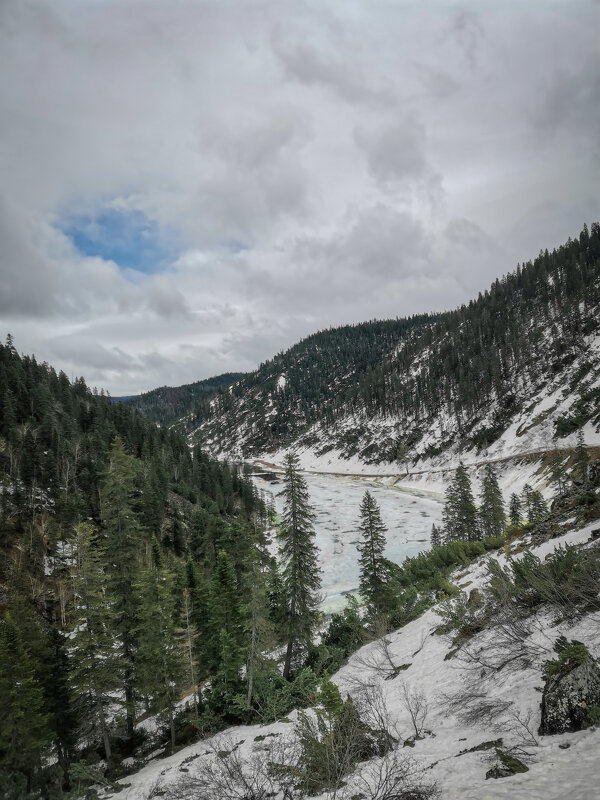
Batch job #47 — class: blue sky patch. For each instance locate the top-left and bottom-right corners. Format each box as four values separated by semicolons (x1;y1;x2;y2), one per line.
61;207;178;274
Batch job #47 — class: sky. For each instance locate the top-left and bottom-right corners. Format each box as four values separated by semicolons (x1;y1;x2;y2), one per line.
1;0;599;396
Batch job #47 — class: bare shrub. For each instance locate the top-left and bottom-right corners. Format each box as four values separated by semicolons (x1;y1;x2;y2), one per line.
344;749;440;800
158;735;284;800
399;683;429;739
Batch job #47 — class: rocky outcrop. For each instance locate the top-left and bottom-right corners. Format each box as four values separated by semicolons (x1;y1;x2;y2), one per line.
539;657;600;735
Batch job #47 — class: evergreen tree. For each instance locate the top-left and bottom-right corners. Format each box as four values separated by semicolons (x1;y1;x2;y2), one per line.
478;464;505;538
100;436;143;742
356;491;394;616
277;453;321;680
574;429;589;484
523;484;547;522
430;523;442;549
69;523;121;771
135;537;182;750
0;613;51;791
509;492;522;527
549;448;568;496
243;546;275;710
443;464;478;542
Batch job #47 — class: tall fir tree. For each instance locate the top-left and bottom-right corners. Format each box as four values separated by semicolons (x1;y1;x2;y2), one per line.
443;464;478;542
0;613;51;792
100;436;143;743
574;429;589;484
549;448;568;496
135;537;183;751
69;523;122;771
277;453;321;680
509;492;522;527
356;491;394;617
430;523;442;549
478;464;505;538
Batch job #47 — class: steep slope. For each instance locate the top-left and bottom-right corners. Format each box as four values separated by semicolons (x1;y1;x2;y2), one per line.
194;223;600;469
193;316;434;455
110;519;600;800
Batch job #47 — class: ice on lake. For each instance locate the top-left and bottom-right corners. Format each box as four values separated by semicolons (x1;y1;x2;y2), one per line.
253;471;444;613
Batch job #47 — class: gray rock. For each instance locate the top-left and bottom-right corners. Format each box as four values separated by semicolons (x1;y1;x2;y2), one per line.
539;658;600;735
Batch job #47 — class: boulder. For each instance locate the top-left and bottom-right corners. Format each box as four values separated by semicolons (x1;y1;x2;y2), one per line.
485;749;528;779
588;459;600;487
539;657;600;735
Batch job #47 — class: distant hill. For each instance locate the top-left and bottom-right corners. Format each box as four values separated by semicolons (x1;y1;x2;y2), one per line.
116;372;245;428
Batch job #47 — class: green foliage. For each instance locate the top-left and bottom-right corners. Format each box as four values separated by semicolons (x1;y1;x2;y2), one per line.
487;545;600;619
543;637;590;678
322;596;364;658
479;464;505;539
0;613;51;787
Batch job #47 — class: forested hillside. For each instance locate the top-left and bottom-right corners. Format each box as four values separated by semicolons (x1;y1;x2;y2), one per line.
194;223;600;464
190;316;434;454
0;340;276;796
120;372;245;429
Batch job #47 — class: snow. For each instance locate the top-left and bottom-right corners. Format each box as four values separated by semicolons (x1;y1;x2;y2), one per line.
110;521;600;800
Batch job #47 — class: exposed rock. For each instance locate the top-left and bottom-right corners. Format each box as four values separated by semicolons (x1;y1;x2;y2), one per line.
467;587;483;609
539;657;600;735
486;749;529;779
588;458;600;486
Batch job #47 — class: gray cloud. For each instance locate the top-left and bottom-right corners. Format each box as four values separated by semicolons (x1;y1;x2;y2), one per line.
0;0;598;395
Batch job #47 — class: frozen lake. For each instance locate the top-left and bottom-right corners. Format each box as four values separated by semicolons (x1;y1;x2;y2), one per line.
253;470;444;612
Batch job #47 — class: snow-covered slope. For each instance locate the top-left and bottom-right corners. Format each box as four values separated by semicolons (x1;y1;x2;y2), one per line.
109;521;600;800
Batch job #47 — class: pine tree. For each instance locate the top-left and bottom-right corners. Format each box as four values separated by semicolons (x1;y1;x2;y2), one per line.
509;492;522;527
523;484;547;522
0;613;51;790
549;448;568;496
443;464;478;542
574;429;589;485
277;453;321;680
135;537;182;751
478;464;505;538
69;523;122;771
100;436;143;742
356;491;394;616
430;523;442;549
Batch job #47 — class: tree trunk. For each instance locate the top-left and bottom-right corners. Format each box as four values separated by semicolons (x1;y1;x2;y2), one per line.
283;638;294;681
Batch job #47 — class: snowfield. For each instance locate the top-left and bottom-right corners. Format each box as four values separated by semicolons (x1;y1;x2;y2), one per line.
109;521;600;800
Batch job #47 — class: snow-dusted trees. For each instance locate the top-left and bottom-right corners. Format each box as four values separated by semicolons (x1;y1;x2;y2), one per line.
357;490;395;616
277;453;321;679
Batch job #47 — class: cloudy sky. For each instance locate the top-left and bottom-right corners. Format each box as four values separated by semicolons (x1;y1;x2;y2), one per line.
1;0;598;395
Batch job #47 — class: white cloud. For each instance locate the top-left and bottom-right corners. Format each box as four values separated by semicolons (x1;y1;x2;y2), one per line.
0;0;598;394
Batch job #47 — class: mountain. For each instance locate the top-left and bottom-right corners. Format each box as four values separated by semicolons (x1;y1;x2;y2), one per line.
188;223;600;469
117;371;245;429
